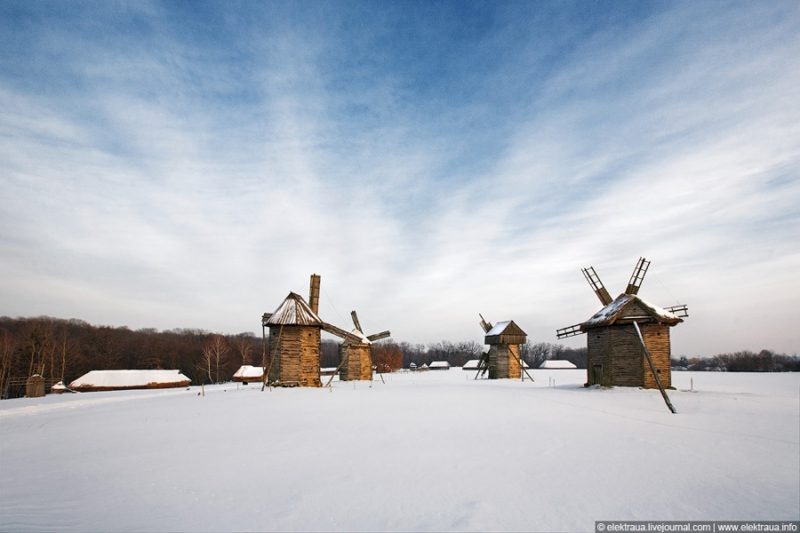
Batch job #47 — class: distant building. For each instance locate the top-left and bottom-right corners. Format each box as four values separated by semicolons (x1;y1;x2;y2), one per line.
409;362;417;371
232;365;264;384
429;361;450;371
539;360;578;369
69;370;191;392
462;359;482;371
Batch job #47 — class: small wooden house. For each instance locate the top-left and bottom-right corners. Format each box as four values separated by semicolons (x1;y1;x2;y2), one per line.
339;311;390;382
26;374;45;397
581;294;682;388
339;331;373;381
462;359;482;371
68;370;191;391
483;320;527;379
539;360;578;369
232;365;264;384
262;274;365;387
263;292;324;387
557;258;688;389
429;361;450;371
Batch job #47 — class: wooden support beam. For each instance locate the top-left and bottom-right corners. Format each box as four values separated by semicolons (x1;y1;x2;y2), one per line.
664;304;689;318
350;310;363;333
366;330;391;342
632;321;676;414
479;313;492;333
556;323;584;339
321;322;362;344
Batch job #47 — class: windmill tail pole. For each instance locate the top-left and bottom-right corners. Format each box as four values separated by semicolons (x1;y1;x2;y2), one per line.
325;358;346;388
508;346;535;383
632;322;676;414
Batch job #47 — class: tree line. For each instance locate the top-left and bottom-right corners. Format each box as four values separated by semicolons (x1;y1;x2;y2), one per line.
1;315;796;398
671;351;800;372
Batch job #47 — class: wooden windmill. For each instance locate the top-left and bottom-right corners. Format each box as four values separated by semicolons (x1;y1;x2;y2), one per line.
556;257;688;392
338;310;390;381
261;274;363;387
476;314;533;380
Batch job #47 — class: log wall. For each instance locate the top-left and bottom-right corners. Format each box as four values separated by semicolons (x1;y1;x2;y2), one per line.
268;325;321;387
641;324;672;389
488;344;522;379
340;343;373;381
586;324;672;389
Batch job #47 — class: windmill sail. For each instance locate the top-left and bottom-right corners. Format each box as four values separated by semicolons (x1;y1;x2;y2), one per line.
582;267;613;305
625;257;650;295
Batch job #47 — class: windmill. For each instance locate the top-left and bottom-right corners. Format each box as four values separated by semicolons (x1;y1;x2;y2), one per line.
261;274;365;387
338;310;391;381
556;257;688;402
476;314;533;381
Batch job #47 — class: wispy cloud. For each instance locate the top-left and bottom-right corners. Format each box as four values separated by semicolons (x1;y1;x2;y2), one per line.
1;1;798;355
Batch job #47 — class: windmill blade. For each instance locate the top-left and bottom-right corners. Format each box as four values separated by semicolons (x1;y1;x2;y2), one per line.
479;313;493;333
581;267;613;305
556;323;585;339
664;304;689;318
625;257;651;295
321;322;363;344
350;310;364;333
366;330;391;342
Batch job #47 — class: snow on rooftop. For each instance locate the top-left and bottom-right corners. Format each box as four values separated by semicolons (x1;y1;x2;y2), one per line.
462;359;482;370
583;293;681;327
265;293;322;326
69;370;190;389
429;361;450;368
485;320;512;336
350;329;371;344
539;359;578;369
233;365;264;379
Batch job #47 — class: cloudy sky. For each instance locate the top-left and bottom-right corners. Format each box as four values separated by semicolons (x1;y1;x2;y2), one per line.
1;1;799;356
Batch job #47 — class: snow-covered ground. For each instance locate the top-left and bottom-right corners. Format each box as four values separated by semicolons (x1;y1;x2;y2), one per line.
1;370;798;532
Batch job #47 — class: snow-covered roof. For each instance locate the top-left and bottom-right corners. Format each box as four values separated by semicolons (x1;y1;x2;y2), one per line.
429;361;450;368
70;370;191;389
484;320;527;345
463;359;482;370
539;360;578;369
582;294;682;328
350;329;371;344
233;365;264;379
265;292;322;326
486;320;512;336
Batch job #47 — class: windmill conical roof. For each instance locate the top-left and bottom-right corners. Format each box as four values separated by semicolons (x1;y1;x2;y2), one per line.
582;294;682;329
265;292;323;326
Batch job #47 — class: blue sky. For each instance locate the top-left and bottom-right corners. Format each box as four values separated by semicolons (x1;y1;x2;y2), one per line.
1;1;799;356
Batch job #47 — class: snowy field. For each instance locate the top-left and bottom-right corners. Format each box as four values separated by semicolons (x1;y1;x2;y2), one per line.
1;369;798;532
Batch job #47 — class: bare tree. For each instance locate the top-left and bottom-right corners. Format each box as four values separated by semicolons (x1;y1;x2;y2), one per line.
201;335;230;383
234;334;253;366
0;329;16;397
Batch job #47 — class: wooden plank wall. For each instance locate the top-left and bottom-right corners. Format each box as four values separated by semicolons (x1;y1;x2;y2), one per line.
488;344;521;379
609;327;645;387
641;324;672;389
586;324;673;389
268;326;321;387
340;344;373;381
587;328;610;385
